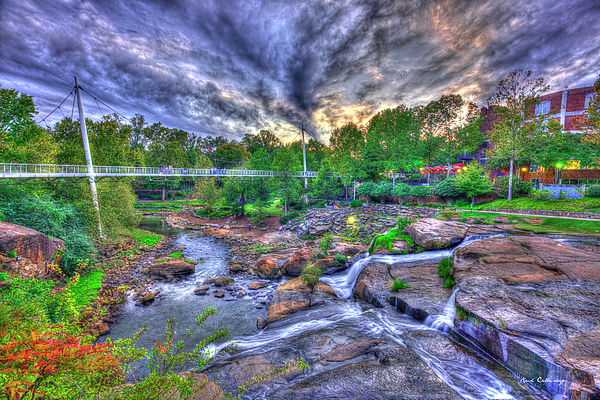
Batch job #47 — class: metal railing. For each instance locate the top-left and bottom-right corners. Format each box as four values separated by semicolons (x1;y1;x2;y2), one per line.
0;163;318;179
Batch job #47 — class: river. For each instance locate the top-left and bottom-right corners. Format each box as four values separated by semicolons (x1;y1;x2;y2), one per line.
107;218;563;398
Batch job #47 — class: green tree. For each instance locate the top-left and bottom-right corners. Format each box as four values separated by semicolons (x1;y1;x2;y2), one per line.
211;142;251;168
487;69;550;200
192;178;221;220
272;147;302;216
416;103;445;185
366;105;423;184
0;85;57;163
241;130;283;155
329;122;365;198
222;173;252;215
249;148;272;170
311;158;343;200
455;162;493;206
434;95;483;178
575;75;600;162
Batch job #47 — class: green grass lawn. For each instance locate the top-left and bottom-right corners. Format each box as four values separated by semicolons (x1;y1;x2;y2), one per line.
460;211;600;235
70;269;105;308
129;228;161;247
244;203;284;217
471;197;600;213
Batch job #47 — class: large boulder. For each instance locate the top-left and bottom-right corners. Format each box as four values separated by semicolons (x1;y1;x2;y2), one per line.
402;218;468;250
0;221;61;263
452;236;600;397
388;261;453;322
266;277;337;324
353;262;394;308
253;258;282;280
282;249;317;276
147;259;195;276
332;243;367;258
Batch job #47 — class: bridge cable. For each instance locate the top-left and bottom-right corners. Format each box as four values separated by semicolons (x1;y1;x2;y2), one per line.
37;86;75;125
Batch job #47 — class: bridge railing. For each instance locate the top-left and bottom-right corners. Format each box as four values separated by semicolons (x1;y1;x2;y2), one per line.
0;163;318;178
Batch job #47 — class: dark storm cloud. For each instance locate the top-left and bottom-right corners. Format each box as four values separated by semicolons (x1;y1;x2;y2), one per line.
1;0;599;143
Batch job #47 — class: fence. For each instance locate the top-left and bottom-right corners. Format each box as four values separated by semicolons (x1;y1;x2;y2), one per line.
539;184;586;199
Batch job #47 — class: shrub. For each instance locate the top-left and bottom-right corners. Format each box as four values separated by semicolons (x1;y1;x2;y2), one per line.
397;216;416;230
434;178;460;198
494;176;532;198
357;182;377;197
588;185;600;198
408;186;432;205
453;199;470;209
403;202;415;207
391;183;411;198
408;185;432;197
437;257;454;288
319;234;334;257
372;181;393;201
251;200;267;224
279;211;300;225
438;210;459;221
350;199;363;208
301;263;325;287
7;250;17;258
0;190;95;277
531;188;553;201
334;253;347;267
391;278;411;291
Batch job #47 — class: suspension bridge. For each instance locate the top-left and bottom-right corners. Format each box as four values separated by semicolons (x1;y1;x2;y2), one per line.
0;163;317;184
6;76;319;235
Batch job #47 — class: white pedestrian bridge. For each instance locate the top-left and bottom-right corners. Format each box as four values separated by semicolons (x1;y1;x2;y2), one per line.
0;163;317;183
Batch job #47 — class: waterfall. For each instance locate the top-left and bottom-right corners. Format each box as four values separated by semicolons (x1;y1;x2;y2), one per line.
424;287;458;332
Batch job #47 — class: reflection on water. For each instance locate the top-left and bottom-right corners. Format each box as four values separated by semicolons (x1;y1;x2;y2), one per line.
106;218;263;379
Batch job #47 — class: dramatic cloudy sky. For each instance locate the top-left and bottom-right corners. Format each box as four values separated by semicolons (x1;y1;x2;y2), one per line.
1;0;599;143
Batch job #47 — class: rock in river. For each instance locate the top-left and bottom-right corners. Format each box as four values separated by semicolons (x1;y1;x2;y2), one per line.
266;277;337;324
353;262;394;308
281;248;318;276
148;259;195;276
403;218;468;250
253;258;282;280
214;276;234;287
452;236;600;397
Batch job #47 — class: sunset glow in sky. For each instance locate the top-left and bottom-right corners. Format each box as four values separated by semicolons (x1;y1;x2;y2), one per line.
1;0;599;142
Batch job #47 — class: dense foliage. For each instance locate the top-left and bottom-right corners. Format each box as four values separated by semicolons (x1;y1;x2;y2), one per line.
434;178;460;198
0;187;95;276
588;185;600;198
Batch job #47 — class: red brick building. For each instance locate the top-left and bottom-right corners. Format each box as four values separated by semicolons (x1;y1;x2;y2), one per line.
475;85;598;184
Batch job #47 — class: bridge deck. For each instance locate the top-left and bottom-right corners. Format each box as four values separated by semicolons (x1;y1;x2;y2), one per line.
0;163;317;179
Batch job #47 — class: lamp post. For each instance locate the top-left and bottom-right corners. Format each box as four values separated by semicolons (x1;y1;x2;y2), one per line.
521;167;527;181
556;163;563;184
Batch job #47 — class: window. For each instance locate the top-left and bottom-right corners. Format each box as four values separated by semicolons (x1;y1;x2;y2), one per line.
531;178;540;185
585;93;597;109
529;164;538;172
535;101;551;115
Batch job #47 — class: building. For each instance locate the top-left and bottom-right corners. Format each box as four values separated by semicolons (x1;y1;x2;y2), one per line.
475;85;598;184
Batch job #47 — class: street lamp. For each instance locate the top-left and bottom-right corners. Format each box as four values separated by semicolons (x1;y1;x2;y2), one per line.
521;167;527;181
556;163;563;184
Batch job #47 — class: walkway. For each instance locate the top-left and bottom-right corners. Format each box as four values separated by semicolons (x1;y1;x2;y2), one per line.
0;163;317;182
